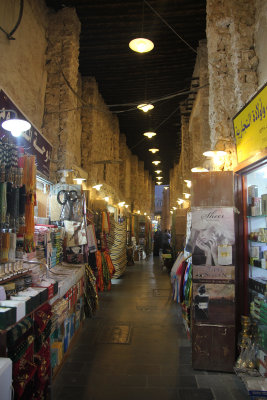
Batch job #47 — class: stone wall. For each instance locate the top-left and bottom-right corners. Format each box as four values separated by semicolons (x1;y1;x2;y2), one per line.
206;0;258;170
119;134;132;204
0;0;48;130
42;7;81;178
255;0;267;86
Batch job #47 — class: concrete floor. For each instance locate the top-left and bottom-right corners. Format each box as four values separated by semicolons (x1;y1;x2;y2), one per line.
52;255;249;400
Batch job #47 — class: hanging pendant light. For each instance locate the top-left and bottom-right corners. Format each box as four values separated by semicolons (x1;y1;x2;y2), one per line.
152;161;161;165
1;109;31;137
155;170;162;174
143;131;156;139
137;103;154;112
149;148;159;154
129;38;154;53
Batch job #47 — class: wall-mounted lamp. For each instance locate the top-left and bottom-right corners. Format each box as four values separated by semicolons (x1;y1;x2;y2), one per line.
143;131;156;139
118;201;125;207
177;198;184;205
183;193;191;199
1;109;31;137
172;206;177;210
93;184;102;191
170;210;173;214
191;167;209;173
138;103;154;112
203;150;226;158
184;179;192;188
73;177;86;185
137;210;141;214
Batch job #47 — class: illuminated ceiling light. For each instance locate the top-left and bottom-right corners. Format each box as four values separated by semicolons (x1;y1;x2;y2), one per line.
164;186;169;190
170;210;173;214
1;109;31;137
203;150;227;158
177;198;184;205
143;131;157;139
137;103;154;112
93;184;103;190
156;176;163;180
129;38;154;53
104;196;109;202
183;193;191;199
73;177;86;185
118;201;125;207
137;210;141;214
144;212;147;215
124;204;129;208
156;182;161;185
152;161;161;165
184;179;192;188
191;167;209;173
149;148;159;154
172;206;177;210
155;170;162;174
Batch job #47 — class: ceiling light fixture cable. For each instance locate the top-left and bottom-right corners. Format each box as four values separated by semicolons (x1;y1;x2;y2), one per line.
143;0;197;54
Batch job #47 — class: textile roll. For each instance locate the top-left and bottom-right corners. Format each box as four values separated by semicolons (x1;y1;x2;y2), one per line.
107;217;127;278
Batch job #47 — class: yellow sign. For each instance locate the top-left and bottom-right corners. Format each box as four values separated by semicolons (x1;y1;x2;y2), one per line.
233;83;267;163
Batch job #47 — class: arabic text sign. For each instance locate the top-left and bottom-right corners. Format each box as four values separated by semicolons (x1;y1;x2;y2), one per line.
0;90;52;177
233;83;267;163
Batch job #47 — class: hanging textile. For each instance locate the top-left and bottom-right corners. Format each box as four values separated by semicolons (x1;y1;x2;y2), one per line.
86;224;97;253
23;156;36;253
107;217;127;278
84;264;98;317
102;211;110;234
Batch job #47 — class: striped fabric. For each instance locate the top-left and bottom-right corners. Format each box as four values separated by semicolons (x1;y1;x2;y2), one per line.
107;217;127;278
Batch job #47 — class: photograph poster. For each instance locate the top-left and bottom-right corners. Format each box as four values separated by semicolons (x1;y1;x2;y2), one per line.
186;208;235;266
193;282;235;324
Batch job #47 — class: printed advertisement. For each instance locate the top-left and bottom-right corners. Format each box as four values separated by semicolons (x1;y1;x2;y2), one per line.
193;282;235;324
186;208;235;266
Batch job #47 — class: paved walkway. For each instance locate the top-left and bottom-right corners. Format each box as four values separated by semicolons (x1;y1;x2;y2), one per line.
53;256;249;400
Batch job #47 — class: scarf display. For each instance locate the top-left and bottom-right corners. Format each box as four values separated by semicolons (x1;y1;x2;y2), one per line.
23;156;36;253
84;264;98;317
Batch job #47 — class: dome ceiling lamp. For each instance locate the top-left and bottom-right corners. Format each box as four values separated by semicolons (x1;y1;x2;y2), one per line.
129;38;154;53
152;160;161;166
137;103;154;112
143;131;156;139
156;176;163;180
149;148;159;154
155;170;162;174
129;1;154;54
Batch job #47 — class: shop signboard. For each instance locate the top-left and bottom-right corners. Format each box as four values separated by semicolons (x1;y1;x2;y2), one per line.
0;89;52;177
233;82;267;163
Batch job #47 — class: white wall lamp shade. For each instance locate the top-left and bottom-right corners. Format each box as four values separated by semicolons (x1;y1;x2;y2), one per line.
191;167;209;172
184;179;192;188
149;148;159;154
152;161;161;165
2;118;31;137
137;103;154;112
129;38;154;53
93;184;102;190
73;177;86;184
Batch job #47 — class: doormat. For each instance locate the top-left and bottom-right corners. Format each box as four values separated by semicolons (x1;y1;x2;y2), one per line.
96;324;132;344
153;289;170;297
136;305;158;311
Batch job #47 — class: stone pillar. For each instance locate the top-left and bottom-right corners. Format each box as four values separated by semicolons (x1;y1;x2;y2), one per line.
43;7;81;178
207;0;258;169
81;77;119;194
119;134;131;204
